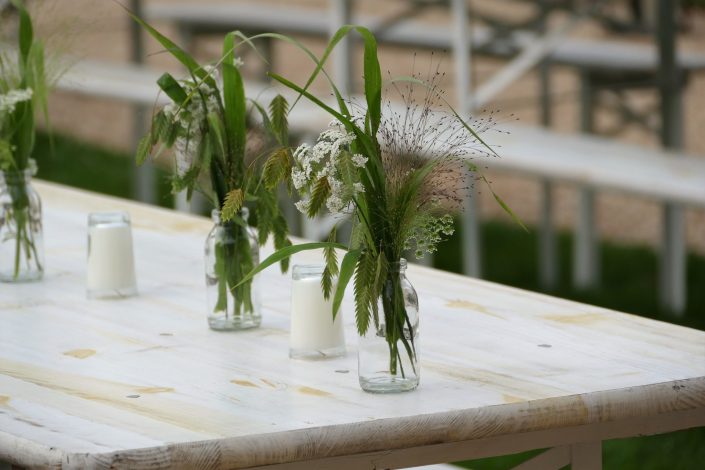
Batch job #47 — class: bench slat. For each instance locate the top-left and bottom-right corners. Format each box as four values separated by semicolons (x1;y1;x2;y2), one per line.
56;60;705;208
144;2;705;72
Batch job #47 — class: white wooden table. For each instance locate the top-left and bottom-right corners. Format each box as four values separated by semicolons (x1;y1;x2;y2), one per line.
1;182;704;469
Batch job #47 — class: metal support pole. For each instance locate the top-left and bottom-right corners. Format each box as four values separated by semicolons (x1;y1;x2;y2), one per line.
573;69;599;289
451;0;480;277
538;0;557;290
657;0;685;313
129;0;156;205
330;0;353;96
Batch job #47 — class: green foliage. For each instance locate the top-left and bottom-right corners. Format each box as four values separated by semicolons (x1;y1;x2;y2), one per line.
354;249;376;336
269;94;289;146
322;226;339;298
221;188;244;221
332;249;362;320
262;147;290;190
156;73;188;104
126;9;294;317
307;176;331;218
235;241;348;289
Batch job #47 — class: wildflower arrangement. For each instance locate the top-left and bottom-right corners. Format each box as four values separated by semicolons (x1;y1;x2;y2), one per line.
240;27;521;380
0;0;49;280
129;14;292;317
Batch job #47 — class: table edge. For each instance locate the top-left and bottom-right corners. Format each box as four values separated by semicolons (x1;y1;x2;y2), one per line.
4;376;704;469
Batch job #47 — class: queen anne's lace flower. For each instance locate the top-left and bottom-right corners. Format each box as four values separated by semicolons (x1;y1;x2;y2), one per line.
0;88;33;115
291;122;362;215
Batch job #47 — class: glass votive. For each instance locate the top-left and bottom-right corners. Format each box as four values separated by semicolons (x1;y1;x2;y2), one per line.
290;264;346;360
86;212;137;299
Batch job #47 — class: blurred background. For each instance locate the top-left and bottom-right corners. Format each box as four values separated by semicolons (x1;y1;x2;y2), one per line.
1;0;704;468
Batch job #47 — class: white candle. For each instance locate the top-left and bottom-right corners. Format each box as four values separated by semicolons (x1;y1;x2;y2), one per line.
290;264;345;359
86;212;137;299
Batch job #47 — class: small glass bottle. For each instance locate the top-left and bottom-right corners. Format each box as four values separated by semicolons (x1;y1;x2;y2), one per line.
290;264;346;360
0;169;44;282
358;258;420;393
204;208;261;331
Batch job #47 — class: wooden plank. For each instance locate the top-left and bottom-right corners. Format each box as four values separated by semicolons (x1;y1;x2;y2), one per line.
142;2;705;72
0;182;704;468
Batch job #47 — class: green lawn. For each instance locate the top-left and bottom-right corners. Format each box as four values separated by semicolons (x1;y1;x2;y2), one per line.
34;132;705;469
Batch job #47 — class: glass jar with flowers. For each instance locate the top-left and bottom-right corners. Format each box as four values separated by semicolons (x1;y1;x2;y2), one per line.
128;12;292;330
0;0;50;283
238;27;524;392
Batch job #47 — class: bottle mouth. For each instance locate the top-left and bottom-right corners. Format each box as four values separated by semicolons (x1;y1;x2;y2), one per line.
389;258;407;272
1;167;35;183
212;207;249;223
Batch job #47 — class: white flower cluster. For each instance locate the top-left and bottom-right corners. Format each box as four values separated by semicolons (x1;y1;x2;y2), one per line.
292;122;367;215
0;88;33;115
162;66;223;176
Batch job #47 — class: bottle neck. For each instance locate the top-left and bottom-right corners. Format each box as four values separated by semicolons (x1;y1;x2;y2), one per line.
388;258;407;274
211;207;249;225
1;168;33;186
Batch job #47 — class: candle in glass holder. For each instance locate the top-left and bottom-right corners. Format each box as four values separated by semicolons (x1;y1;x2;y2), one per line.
86;212;137;299
290;264;345;359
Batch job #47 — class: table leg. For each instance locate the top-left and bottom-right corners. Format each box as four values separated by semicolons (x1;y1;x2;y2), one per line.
571;441;602;470
574;69;599;290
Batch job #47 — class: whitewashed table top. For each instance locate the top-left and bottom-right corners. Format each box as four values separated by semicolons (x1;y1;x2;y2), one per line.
1;182;704;469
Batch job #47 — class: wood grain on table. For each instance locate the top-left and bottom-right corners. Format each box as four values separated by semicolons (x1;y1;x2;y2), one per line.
1;182;704;469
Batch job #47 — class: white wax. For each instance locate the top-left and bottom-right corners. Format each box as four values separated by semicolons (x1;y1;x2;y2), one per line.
290;277;345;351
86;223;137;292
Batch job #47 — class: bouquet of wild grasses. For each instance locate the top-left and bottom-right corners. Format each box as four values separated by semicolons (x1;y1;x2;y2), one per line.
129;13;292;320
0;0;50;281
239;27;522;387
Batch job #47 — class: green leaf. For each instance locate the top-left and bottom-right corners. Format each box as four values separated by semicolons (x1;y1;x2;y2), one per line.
353;249;375;336
222;32;247;177
307;176;330;218
262;147;290;190
322;226;339;298
269;94;289;146
354;26;382;137
10;0;32;71
135;134;151;166
157;73;188;105
206;112;227;163
235;241;348;289
221;188;244;221
332;248;361;320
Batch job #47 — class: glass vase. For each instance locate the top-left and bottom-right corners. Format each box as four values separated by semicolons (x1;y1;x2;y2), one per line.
358;258;420;393
204;208;261;330
0;169;44;282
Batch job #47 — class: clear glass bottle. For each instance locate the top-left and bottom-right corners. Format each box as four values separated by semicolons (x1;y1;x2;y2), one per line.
204;208;261;330
358;258;420;393
0;169;44;282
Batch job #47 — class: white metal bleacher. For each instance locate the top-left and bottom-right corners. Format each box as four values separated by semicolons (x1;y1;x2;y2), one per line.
56;59;705;312
143;2;705;74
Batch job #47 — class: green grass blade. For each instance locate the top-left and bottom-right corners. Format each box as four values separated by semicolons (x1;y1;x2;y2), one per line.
353;26;381;137
333;248;362;319
222;32;247;176
10;0;32;70
235;241;348;289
